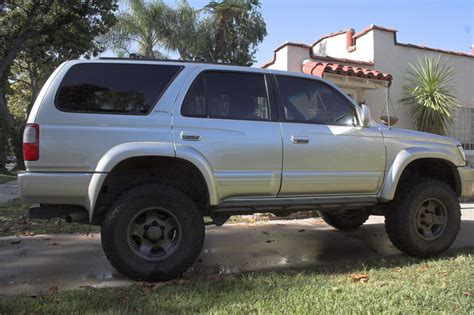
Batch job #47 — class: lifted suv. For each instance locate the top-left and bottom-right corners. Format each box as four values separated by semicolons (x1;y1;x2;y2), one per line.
19;59;474;281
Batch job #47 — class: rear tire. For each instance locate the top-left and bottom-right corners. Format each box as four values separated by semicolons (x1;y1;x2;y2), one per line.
320;210;369;230
101;183;204;282
385;178;461;258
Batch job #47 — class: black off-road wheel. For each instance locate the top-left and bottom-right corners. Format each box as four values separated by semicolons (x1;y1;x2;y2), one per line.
385;178;461;258
320;210;370;230
101;183;205;282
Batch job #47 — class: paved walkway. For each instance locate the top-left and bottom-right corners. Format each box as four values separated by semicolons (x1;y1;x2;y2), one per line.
0;209;472;295
0;179;19;204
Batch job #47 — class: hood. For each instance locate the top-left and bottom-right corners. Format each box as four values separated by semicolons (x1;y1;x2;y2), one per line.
375;123;460;147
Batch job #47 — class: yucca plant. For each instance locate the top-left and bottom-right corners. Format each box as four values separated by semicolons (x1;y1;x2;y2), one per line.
401;56;459;135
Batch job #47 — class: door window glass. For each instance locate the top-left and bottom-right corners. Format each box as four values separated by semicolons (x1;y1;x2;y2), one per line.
181;71;270;121
276;76;357;126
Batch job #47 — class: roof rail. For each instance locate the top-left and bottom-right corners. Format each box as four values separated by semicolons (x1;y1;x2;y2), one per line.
98;57;237;66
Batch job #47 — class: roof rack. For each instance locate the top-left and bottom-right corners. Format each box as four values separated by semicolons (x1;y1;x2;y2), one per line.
98;57;237;66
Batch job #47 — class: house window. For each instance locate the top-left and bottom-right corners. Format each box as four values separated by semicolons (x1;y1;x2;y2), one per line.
447;107;474;152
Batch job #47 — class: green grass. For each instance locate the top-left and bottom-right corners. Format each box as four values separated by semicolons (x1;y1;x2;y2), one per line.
1;248;472;314
0;174;16;184
0;199;99;236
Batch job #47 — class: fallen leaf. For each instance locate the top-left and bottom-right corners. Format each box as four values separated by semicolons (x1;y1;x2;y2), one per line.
48;243;60;246
440;282;447;289
351;274;369;283
266;240;274;243
207;274;223;282
463;291;472;297
332;287;341;293
298;229;305;232
10;239;21;245
139;278;190;295
17;216;29;225
440;271;449;277
174;278;190;285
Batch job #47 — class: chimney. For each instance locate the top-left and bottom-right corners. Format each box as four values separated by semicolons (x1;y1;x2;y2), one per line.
346;29;355;52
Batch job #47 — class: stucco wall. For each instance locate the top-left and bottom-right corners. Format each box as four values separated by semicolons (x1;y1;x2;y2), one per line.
367;29;474;130
312;31;375;64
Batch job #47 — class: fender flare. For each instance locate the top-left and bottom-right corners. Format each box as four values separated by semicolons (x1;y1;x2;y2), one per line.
378;147;460;201
86;142;219;221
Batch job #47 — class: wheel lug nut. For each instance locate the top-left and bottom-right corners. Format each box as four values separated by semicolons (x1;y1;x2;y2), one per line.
144;225;149;230
160;226;165;230
152;222;158;226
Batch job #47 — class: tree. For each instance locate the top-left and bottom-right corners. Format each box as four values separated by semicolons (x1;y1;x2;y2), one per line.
162;0;201;60
106;0;171;58
401;56;459;136
200;0;266;65
0;0;117;169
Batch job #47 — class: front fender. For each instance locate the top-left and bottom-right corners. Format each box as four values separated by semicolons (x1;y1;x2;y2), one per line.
379;147;460;201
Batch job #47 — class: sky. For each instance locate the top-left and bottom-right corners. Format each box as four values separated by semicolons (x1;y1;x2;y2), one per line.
116;0;474;66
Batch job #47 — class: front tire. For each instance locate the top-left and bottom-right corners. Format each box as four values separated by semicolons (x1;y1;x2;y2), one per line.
101;183;205;281
385;178;461;258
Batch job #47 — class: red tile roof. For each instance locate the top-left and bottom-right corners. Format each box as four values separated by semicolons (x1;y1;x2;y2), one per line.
302;61;393;82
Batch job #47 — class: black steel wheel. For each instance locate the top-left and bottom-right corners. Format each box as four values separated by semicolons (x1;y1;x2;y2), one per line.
414;198;448;241
127;207;182;261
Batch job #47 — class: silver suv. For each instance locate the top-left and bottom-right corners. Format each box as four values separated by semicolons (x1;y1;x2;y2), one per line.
19;59;474;281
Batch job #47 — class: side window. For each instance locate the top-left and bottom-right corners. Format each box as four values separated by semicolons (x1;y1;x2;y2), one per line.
181;71;270;121
276;76;357;126
56;63;182;114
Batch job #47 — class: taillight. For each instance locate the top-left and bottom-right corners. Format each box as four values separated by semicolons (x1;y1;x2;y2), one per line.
23;124;39;161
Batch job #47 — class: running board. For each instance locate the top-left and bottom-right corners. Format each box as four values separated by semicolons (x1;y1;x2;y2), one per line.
211;197;378;215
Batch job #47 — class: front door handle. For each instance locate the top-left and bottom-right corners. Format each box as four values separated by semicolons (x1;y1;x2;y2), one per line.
291;135;309;144
181;132;201;141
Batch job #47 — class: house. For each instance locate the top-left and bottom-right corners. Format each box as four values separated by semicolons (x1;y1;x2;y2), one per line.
262;25;474;160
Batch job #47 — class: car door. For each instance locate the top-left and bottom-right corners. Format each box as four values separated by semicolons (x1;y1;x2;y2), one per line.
172;69;282;201
274;74;386;196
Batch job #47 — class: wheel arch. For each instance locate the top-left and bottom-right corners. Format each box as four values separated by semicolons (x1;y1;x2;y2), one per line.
87;142;219;223
379;148;462;201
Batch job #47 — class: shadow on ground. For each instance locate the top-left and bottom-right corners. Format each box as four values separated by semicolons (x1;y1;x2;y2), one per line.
1;212;473;295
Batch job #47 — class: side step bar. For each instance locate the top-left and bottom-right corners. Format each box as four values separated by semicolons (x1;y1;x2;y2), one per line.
211;197;378;215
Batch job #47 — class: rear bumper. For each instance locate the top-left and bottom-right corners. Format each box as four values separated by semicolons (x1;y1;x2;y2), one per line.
18;172;94;207
458;166;474;197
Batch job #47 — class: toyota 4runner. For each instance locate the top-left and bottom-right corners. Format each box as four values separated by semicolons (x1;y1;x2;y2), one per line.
19;59;474;281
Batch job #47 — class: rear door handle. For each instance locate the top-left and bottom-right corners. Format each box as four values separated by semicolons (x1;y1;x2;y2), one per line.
181;132;201;141
291;135;309;144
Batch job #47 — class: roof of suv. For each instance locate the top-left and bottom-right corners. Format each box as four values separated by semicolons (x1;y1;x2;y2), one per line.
94;57;326;82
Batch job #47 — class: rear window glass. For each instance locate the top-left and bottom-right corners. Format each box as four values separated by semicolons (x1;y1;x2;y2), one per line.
56;63;182;114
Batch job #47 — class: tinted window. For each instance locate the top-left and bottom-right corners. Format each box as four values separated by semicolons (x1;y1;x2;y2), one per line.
56;63;182;114
181;72;270;120
276;76;357;126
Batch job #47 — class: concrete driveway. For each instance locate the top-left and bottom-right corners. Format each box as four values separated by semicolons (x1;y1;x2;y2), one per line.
1;207;473;295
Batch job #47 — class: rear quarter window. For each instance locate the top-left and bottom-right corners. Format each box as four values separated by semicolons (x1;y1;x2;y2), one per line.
55;63;182;114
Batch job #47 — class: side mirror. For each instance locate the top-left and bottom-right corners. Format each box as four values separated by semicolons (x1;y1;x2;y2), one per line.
360;104;371;127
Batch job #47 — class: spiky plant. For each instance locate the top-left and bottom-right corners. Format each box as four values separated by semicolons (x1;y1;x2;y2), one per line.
401;56;459;135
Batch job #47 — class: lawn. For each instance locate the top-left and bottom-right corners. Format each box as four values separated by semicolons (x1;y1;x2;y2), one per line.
0;174;16;184
0;248;472;314
0;199;100;236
